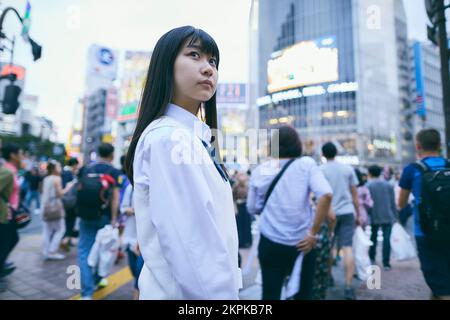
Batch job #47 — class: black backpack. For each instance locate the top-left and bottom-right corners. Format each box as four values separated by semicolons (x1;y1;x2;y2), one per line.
76;165;115;220
62;181;78;210
415;159;450;246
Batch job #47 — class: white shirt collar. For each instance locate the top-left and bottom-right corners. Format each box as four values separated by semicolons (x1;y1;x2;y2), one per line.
165;103;212;144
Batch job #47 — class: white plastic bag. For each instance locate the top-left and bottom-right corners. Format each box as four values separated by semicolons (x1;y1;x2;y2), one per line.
353;226;373;281
281;253;304;300
390;222;416;261
88;225;120;278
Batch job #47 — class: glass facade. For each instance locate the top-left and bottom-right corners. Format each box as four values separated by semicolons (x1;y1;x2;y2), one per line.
257;0;357;159
254;0;407;165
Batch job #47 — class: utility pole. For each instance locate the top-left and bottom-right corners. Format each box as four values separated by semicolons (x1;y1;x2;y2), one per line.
426;0;450;155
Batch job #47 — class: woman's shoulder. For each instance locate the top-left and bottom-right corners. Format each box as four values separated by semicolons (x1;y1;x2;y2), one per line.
297;156;317;168
137;117;194;151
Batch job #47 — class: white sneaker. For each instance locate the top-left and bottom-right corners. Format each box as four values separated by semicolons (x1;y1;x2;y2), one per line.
34;209;41;216
47;253;65;260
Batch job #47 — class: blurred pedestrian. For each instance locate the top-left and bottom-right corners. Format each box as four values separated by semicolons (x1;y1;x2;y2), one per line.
321;142;360;300
76;143;120;300
24;167;42;214
125;26;241;299
355;168;373;228
120;183;143;300
0;157;16;281
41;161;74;260
366;165;396;270
0;143;24;279
247;125;332;300
232;171;252;249
60;157;80;251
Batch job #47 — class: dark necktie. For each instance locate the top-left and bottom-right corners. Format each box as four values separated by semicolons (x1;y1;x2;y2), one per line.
201;140;228;182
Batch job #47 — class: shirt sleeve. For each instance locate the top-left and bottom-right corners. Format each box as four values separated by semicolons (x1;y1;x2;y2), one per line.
141;136;238;300
399;164;415;190
307;159;333;199
349;167;358;187
389;185;397;216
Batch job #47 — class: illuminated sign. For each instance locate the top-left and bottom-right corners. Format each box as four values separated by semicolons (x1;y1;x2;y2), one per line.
1;64;26;80
216;83;246;104
118;51;151;123
267;36;338;93
257;82;358;106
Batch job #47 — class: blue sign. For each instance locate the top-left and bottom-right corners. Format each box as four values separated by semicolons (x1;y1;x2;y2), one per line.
98;48;114;65
413;42;426;119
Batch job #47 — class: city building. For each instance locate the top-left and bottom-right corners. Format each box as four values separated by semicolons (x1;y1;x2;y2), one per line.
250;0;411;167
410;41;446;156
81;44;119;162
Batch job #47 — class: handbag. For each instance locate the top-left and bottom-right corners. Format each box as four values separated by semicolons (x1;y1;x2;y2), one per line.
0;193;31;229
43;179;64;221
43;196;64;221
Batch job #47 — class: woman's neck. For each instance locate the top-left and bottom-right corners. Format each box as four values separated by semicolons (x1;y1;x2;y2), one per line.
171;97;200;115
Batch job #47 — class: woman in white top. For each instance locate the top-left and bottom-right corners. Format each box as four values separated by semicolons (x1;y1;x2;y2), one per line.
41;161;74;260
125;26;241;300
247;126;333;300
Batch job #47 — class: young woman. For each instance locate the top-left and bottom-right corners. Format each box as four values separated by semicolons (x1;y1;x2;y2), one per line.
246;125;333;300
125;26;242;300
41;161;74;260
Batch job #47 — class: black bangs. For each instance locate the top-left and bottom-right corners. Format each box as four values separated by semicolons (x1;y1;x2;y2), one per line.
186;28;220;68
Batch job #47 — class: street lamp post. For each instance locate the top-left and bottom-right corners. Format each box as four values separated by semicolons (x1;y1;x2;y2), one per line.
0;6;42;61
435;1;450;156
426;0;450;156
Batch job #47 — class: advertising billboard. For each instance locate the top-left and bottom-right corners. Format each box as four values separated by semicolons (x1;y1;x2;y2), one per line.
117;51;152;123
267;36;338;93
85;44;119;94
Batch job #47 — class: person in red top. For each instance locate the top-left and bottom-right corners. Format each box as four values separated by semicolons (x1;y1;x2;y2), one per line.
0;143;24;279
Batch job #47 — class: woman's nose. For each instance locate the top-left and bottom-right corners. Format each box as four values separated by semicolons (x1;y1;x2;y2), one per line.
201;62;213;77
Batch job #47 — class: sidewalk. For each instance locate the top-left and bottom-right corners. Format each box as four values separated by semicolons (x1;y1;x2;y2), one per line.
0;232;132;300
0;220;431;300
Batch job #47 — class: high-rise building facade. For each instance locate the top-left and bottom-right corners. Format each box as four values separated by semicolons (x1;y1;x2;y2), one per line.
410;41;445;155
250;0;410;166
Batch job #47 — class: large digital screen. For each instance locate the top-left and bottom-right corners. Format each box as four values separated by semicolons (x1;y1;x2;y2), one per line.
267;36;338;93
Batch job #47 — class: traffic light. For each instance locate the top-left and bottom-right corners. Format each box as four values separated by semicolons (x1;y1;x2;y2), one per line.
425;0;437;23
2;83;21;114
427;25;438;46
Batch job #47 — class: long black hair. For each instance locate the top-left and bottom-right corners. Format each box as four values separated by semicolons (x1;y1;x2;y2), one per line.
125;26;221;185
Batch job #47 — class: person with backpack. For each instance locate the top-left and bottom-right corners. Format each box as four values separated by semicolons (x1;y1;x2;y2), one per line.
398;128;450;300
77;143;120;300
246;126;333;300
60;158;80;252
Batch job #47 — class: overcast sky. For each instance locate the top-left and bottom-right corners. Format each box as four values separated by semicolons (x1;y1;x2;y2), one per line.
0;0;434;142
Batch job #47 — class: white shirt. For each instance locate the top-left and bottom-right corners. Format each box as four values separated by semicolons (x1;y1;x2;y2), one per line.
247;157;332;246
133;103;242;300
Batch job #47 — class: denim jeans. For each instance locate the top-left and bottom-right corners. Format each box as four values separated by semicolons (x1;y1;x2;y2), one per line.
25;190;40;209
78;215;109;298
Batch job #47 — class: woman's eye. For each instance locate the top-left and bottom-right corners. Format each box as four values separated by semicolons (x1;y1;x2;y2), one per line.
189;51;200;58
209;58;217;66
